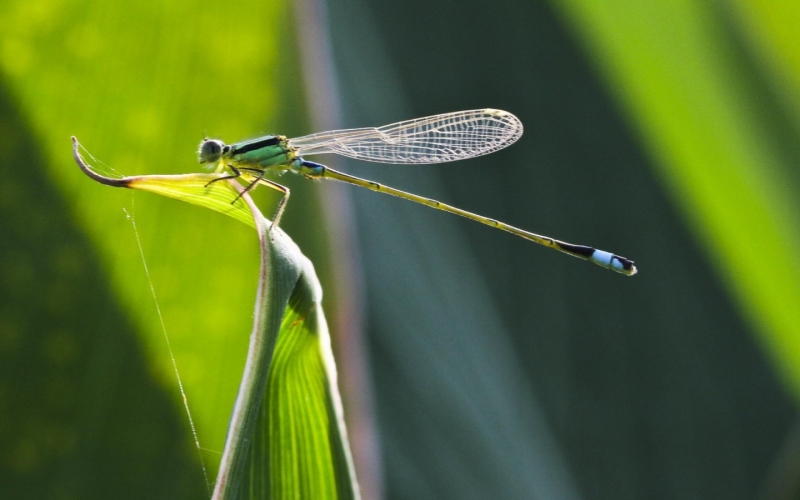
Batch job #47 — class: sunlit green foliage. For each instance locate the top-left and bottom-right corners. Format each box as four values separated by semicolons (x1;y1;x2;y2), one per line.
0;0;314;494
70;154;359;499
553;0;800;393
3;0;799;498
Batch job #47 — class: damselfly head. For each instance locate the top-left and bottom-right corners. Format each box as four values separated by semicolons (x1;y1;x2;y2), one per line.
198;139;227;164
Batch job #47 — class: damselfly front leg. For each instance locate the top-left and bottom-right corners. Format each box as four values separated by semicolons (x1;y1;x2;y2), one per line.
204;165;291;230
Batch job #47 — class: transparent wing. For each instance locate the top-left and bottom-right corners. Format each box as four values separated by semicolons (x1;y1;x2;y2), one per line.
287;109;523;164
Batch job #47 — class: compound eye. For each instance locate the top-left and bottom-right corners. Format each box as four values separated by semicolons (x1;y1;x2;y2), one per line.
198;139;225;163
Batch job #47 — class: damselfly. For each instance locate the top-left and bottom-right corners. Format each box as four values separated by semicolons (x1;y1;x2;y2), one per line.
199;109;636;275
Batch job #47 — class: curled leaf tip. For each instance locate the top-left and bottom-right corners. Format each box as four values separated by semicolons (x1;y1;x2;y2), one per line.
72;136;130;187
72;137;258;227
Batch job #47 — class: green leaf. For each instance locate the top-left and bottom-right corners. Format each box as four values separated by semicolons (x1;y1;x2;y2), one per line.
552;0;800;395
73;142;359;500
240;243;359;500
72;137;256;229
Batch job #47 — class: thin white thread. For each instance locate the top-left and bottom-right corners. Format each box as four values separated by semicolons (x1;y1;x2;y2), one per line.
124;202;212;496
78;143;124;178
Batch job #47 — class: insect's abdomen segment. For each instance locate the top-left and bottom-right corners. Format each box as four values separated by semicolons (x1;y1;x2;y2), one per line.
295;159;326;178
553;241;637;275
230;135;294;168
589;250;636;274
292;159;638;275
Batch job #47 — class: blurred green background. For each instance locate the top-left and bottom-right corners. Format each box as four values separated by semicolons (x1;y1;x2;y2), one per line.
1;0;799;499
